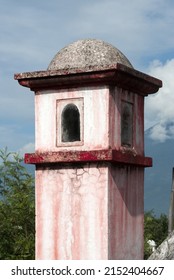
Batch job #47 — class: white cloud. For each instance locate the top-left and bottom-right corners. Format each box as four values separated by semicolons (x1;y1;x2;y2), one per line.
149;123;168;142
145;58;174;142
69;0;174;67
147;121;174;142
18;142;35;157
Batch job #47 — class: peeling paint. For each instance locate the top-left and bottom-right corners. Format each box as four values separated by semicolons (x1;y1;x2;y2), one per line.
25;149;152;167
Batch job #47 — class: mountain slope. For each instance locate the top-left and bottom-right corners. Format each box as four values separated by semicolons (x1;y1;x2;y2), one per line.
144;132;174;215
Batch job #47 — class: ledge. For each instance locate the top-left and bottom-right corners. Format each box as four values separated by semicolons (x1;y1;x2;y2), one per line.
14;63;162;96
24;149;152;167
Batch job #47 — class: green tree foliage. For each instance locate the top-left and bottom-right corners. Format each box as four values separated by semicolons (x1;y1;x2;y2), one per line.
144;210;168;259
0;148;35;259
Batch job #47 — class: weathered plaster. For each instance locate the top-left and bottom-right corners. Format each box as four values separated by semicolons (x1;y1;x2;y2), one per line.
109;87;144;154
35;86;109;153
14;39;162;260
36;163;144;259
108;165;144;259
36;163;108;260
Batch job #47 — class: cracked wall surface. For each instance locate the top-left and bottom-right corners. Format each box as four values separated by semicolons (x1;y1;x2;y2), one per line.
36;163;144;260
36;163;108;259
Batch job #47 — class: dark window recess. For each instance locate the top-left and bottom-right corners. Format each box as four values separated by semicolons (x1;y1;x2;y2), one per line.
121;102;133;147
61;103;80;142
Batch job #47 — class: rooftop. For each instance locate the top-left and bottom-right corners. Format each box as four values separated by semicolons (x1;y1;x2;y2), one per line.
48;39;133;70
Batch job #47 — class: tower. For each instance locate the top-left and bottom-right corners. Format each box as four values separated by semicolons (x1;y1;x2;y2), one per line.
15;39;162;259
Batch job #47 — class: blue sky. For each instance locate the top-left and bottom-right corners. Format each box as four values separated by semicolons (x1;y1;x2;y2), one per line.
0;0;174;153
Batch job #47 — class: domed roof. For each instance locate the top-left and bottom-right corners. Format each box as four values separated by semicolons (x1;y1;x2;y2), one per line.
48;39;133;70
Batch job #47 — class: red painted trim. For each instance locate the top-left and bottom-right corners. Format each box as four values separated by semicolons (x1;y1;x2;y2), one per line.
24;149;152;167
112;150;152;167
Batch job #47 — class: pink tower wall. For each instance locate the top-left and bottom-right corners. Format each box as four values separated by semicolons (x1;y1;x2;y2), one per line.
108;165;144;259
36;163;108;259
35;85;145;259
35;86;109;153
36;164;143;259
14;39;162;260
109;87;144;154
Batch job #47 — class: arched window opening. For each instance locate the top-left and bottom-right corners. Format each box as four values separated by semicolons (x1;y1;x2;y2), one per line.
61;103;80;142
121;102;133;147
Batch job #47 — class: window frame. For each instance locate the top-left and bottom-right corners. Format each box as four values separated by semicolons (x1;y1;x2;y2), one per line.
56;98;84;147
121;100;133;147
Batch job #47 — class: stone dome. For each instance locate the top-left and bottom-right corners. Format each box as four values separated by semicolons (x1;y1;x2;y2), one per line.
48;39;133;70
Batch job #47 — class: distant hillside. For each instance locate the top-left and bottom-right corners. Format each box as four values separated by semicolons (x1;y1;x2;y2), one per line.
144;130;174;216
